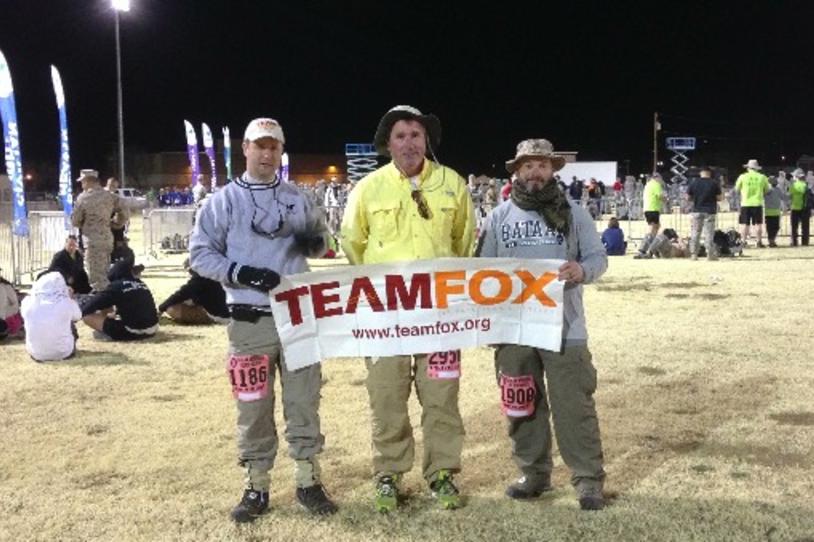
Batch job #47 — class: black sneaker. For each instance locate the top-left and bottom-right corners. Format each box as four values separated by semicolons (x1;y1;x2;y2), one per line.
231;489;269;523
296;484;338;515
505;475;553;500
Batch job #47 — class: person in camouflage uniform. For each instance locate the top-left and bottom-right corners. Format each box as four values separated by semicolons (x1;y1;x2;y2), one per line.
71;169;128;291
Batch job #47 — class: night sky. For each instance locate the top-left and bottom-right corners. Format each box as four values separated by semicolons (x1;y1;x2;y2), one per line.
1;1;813;185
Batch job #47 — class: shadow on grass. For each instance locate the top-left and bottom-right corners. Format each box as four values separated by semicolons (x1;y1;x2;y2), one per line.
67;351;147;366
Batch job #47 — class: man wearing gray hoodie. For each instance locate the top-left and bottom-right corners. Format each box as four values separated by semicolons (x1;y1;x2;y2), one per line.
475;138;608;511
189;118;336;522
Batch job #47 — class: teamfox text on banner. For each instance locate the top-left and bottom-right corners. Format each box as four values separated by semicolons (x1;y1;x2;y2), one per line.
269;258;565;371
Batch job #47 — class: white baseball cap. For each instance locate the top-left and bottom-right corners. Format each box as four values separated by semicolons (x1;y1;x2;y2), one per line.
78;169;99;180
243;118;285;143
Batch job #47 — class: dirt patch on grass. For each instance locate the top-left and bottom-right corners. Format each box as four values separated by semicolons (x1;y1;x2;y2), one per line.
600;373;778;493
769;411;814;426
637;366;667;376
695;293;730;300
700;442;812;469
665;293;689;299
73;471;127;489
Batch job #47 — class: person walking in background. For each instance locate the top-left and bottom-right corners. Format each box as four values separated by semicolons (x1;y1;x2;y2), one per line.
686;166;722;259
764;176;783;248
734;159;770;248
634;173;665;258
71;169;128;291
341;105;475;512
789;168;811;246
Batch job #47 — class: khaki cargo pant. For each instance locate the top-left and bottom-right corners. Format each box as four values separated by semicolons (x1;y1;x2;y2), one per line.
495;344;605;491
227;315;324;491
83;233;113;291
365;354;464;481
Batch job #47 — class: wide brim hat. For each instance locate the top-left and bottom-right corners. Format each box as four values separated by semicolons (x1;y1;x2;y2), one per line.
743;159;762;170
505;139;566;173
373;105;441;156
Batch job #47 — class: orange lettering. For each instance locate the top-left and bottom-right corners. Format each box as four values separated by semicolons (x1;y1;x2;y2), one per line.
434;270;466;309
470;270;512;305
513;270;556;306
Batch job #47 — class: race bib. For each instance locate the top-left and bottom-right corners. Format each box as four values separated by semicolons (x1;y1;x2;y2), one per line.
499;373;536;417
227;354;270;402
427;350;461;379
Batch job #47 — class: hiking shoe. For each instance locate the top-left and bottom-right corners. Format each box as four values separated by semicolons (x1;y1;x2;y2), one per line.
374;475;400;513
577;486;605;511
633;253;650;259
430;470;461;510
769;241;777;247
296;484;337;515
505;475;553;500
231;489;269;523
756;242;766;248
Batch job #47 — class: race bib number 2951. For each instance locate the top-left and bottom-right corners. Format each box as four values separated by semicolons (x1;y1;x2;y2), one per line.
227;354;270;402
427;350;461;379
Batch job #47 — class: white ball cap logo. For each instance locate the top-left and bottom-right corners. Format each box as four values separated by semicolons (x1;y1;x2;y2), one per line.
244;118;285;144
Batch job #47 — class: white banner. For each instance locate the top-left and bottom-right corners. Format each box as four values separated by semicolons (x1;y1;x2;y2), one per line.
270;258;565;370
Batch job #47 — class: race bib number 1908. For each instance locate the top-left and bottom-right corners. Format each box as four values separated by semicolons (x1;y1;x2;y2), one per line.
427;350;461;379
227;354;270;402
499;373;536;417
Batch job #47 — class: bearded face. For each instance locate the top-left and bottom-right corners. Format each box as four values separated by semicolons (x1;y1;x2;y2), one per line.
515;158;554;191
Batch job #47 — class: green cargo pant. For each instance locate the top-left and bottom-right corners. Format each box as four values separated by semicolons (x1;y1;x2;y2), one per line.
495;344;605;491
365;354;464;481
227;315;325;491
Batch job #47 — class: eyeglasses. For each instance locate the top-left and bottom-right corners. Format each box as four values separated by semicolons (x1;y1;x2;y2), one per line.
411;189;432;220
249;189;286;239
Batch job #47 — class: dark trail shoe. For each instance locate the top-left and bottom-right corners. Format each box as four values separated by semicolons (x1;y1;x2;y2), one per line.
577;486;605;511
296;484;338;515
231;489;269;523
505;475;553;500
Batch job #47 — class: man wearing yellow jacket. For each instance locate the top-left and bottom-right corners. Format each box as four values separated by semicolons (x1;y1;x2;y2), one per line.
341;105;475;512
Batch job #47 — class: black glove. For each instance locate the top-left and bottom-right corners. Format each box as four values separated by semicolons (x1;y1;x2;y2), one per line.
293;232;325;257
231;264;281;292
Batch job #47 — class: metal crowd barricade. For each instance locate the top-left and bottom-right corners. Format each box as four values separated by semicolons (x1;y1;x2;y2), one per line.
26;211;70;278
142;207;196;258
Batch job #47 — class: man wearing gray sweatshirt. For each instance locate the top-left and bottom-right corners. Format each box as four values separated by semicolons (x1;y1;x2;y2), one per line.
475;138;608;511
189;118;336;522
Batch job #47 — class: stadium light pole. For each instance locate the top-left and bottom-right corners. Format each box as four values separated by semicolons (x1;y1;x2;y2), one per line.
112;0;129;187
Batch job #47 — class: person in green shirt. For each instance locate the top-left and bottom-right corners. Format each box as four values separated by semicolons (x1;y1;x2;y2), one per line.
734;159;770;248
763;176;783;248
634;173;666;258
789;168;811;246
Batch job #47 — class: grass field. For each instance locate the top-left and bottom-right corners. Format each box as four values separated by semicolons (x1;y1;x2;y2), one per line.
1;218;813;541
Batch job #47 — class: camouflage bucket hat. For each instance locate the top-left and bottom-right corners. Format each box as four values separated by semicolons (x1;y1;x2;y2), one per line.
505;139;566;173
373;105;442;157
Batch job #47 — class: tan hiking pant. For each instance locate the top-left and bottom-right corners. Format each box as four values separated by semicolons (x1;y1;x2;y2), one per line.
495;344;605;491
227;315;324;491
365;354;464;481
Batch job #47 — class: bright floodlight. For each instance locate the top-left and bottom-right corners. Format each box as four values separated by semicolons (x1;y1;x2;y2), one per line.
112;0;130;12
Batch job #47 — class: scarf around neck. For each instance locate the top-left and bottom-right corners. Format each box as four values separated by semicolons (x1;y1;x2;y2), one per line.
510;178;572;234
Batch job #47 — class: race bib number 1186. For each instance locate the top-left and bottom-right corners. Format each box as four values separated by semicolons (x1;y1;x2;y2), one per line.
227;354;270;402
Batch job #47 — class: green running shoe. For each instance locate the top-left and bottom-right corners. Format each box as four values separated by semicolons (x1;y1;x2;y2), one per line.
375;475;400;513
430;470;461;510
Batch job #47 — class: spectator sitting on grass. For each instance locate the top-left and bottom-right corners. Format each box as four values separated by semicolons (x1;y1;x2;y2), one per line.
0;267;23;339
21;272;82;362
158;258;228;325
81;260;158;341
601;217;627;255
